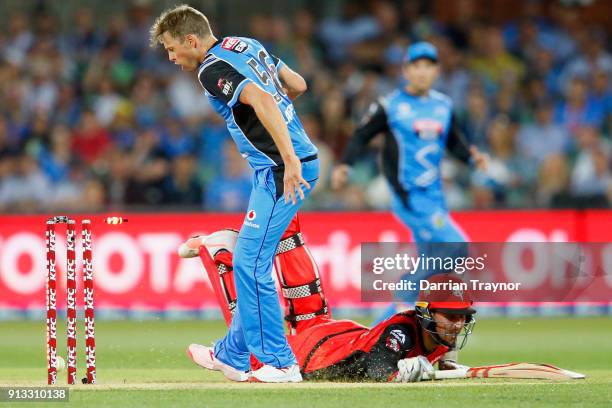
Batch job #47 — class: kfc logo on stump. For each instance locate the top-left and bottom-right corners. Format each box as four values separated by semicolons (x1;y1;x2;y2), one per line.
217;78;233;96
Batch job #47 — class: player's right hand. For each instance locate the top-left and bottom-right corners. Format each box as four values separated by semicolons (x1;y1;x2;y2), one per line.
283;154;311;205
331;164;351;190
395;356;434;382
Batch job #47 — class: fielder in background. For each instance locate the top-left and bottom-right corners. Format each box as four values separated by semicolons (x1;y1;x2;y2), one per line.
179;222;475;382
331;42;488;322
151;5;319;383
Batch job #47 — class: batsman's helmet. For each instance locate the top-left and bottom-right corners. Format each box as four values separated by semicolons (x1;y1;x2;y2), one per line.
415;273;476;350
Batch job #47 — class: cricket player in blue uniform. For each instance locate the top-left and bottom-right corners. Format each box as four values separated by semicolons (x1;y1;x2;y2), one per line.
151;5;318;382
332;42;488;322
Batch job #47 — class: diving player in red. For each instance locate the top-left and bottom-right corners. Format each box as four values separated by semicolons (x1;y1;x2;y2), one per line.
179;219;476;382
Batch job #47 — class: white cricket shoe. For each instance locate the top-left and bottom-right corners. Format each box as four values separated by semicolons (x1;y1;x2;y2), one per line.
187;344;249;382
178;230;238;258
249;364;303;383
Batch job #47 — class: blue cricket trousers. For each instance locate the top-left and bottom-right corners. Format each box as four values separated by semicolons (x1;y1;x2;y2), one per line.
214;156;319;370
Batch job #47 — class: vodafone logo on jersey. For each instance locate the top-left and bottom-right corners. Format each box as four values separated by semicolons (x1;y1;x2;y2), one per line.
244;210;260;229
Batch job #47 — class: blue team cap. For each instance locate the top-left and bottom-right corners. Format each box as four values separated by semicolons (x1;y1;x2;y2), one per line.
404;41;438;63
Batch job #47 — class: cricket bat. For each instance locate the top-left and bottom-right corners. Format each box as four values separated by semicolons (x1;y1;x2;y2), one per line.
423;363;586;380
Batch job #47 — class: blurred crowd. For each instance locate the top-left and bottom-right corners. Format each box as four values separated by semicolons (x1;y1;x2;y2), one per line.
0;0;611;213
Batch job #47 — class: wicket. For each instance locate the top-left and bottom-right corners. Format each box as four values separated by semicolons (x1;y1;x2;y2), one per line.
46;216;96;385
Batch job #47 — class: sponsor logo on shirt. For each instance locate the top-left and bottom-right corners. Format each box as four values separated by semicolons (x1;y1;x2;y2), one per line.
221;37;239;49
398;103;413;118
221;37;248;53
244;221;260;229
234;42;248;52
413;119;443;140
217;78;233;96
244;210;260;229
390;329;406;344
386;336;400;352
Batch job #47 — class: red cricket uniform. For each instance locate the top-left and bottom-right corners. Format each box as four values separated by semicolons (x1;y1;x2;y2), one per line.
289;312;443;381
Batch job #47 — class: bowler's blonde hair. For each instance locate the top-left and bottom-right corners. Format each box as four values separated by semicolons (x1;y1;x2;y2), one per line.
149;4;212;47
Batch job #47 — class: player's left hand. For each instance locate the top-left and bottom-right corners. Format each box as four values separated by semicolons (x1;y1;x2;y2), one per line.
470;146;489;172
395;356;434;382
283;154;311;205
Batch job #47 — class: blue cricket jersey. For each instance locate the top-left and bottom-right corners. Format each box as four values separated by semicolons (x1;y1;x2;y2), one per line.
197;37;317;169
342;88;471;205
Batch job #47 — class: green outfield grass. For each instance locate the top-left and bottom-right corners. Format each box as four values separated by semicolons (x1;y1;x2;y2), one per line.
1;317;611;407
